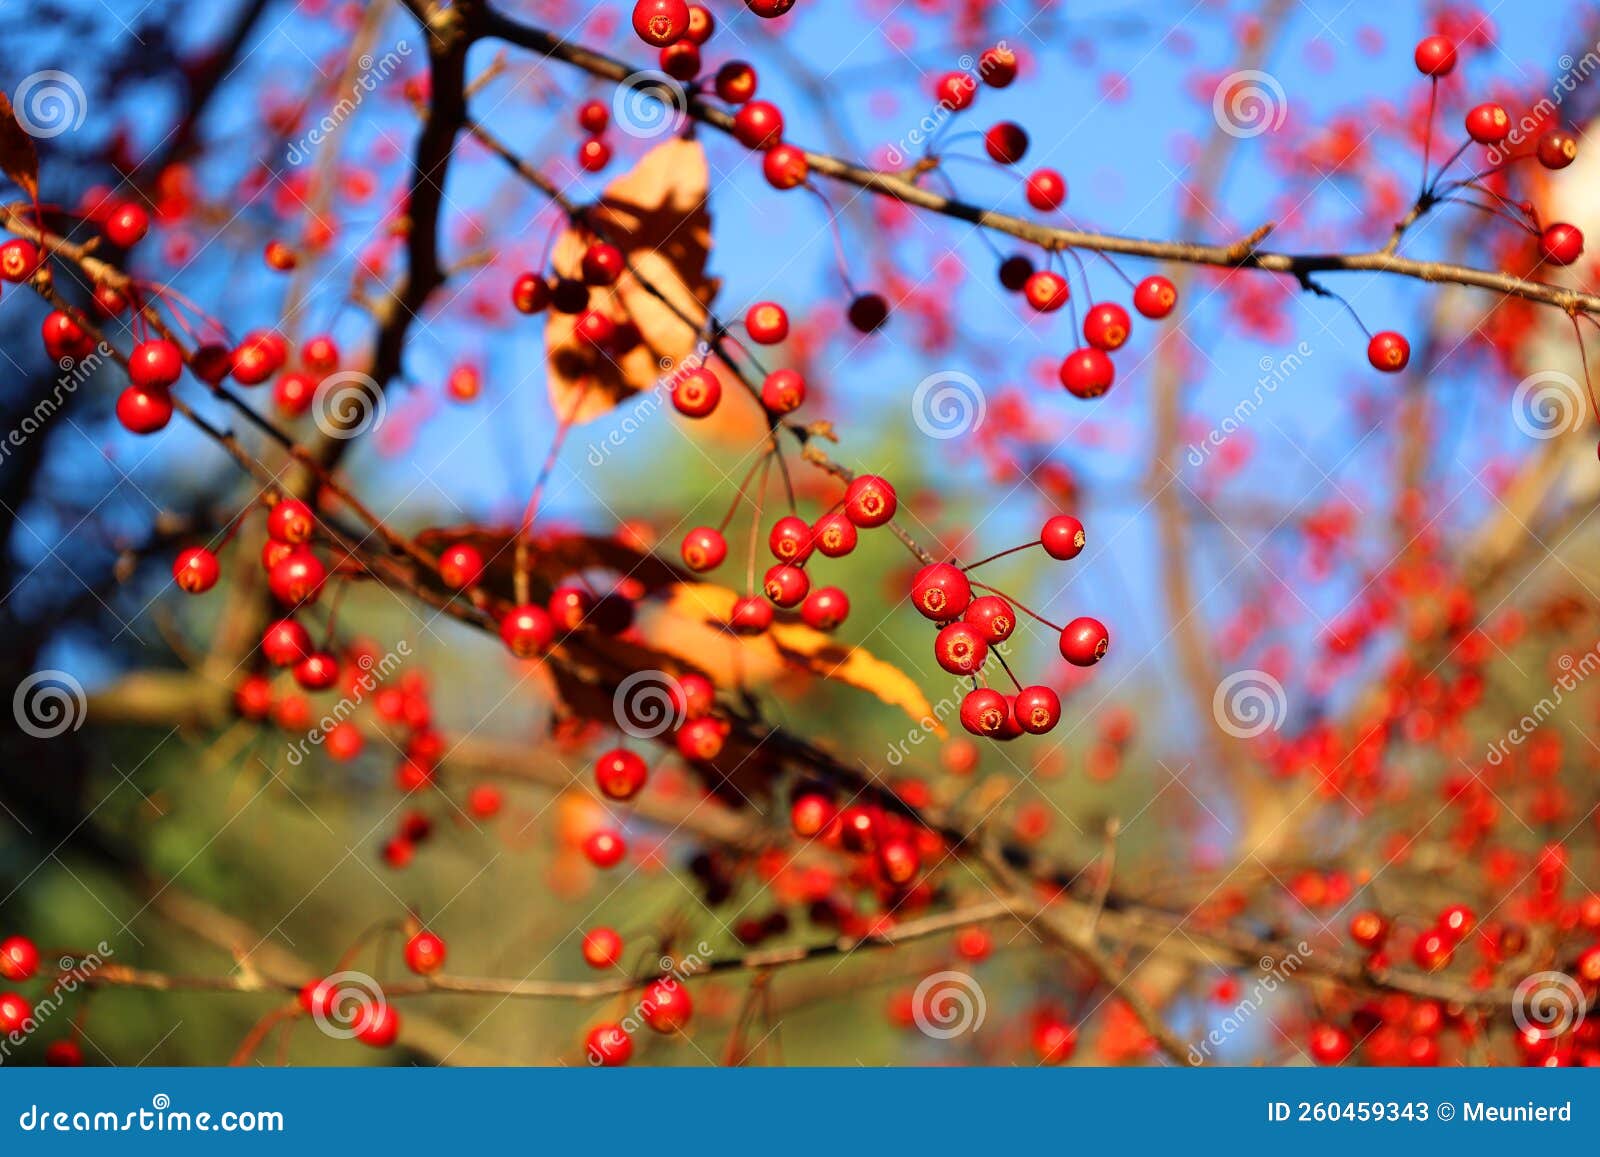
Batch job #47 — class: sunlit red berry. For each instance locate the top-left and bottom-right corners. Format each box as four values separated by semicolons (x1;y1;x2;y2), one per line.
844;475;897;528
960;688;1009;735
760;368;805;413
910;562;971;621
1059;616;1108;666
1540;223;1584;266
672;367;721;417
681;526;727;572
963;595;1015;643
984;122;1028;165
1040;514;1086;560
715;60;757;103
404;930;447;975
583;829;627;869
1058;347;1114;398
1025;168;1066;211
732;100;784;150
595;748;649;801
438;543;484;590
582;927;623;968
115;385;173;434
1413;34;1456;77
762;143;809;189
763;563;809;607
935;621;988;675
0;937;39;982
173;546;220;593
632;0;689;46
1366;331;1410;373
745;300;789;343
1538;129;1578;169
1464;103;1509;145
1083;302;1131;351
501;604;556;658
1013;685;1061;734
586;1022;632;1065
641;976;693;1033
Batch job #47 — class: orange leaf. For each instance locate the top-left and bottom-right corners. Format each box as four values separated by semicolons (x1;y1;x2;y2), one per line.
0;93;40;203
546;139;716;423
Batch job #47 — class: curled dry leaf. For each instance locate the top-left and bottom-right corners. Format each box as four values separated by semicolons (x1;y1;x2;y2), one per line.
547;138;717;423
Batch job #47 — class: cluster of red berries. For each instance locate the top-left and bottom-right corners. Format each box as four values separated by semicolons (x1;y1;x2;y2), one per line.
0;934;83;1065
787;791;945;890
586;973;696;1065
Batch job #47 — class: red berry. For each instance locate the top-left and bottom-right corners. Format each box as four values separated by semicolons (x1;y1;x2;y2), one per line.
577;137;612;172
978;45;1018;87
838;805;877;851
660;40;701;82
1032;1017;1077;1064
1538;129;1578;169
1023;270;1068;312
800;585;849;631
0;992;32;1034
878;836;920;884
1083;302;1131;351
548;585;594;631
1059;616;1108;666
1040;514;1086;559
582;927;623;968
235;675;273;719
512;273;552;314
41;310;95;362
760;367;805;413
729;595;774;635
0;936;39;982
104;202;151;248
269;549;326;605
1349;910;1389;950
586;1022;633;1065
262;619;312;666
581;243;625;287
577;100;609;134
173;546;220;593
230;331;285;385
963;594;1015;643
1412;929;1453;971
1132;275;1177;319
676;673;716;718
676;715;728;760
293;650;339;691
844;475;897;528
0;239;41;282
1540;223;1584;266
44;1040;82;1067
1309;1023;1353;1065
1413;34;1456;77
438;543;484;590
932;71;977;111
116;385;173;434
1025;169;1066;211
681;526;728;572
934;621;988;675
984;122;1028;165
129;339;183;389
910;562;971;621
959;688;1009;736
501;604;556;658
1013;685;1061;734
575;309;616;348
267;498;315;544
715;60;757;103
812;512;858;557
685;3;715;43
1058;348;1114;398
467;784;502;818
672;366;721;417
732;100;784;150
791;793;837;837
744;0;794;17
583;829;627;869
356;1002;400;1048
190;343;233;386
763;563;809;608
641;976;693;1033
632;0;689;47
1366;331;1410;373
847;292;890;333
404;930;447;975
768;515;813;562
595;748;649;800
263;240;297;271
1438;903;1476;939
745;300;789;343
1464;103;1509;145
762;143;808;189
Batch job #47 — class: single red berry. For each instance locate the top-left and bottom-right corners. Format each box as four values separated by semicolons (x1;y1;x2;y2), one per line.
356;1002;401;1048
979;45;1018;87
729;595;774;635
267;498;315;544
837;805;877;851
984;122;1028;165
1133;275;1177;318
641;976;693;1033
0;993;32;1034
768;515;814;562
676;715;728;761
1059;616;1108;666
963;594;1015;643
910;562;972;621
301;335;339;374
800;585;850;631
582;927;623;969
577;136;612;172
1083;302;1131;351
791;793;837;837
812;512;858;557
1437;903;1476;939
1412;929;1453;971
762;143;808;189
580;242;625;287
104;202;151;247
270;552;327;607
715;60;757;103
1309;1023;1353;1065
732;100;784;150
878;836;920;884
847;292;890;333
685;3;715;42
660;40;701;82
632;0;689;46
1540;223;1584;266
44;1040;82;1067
1040;514;1086;560
1023;270;1068;312
1349;910;1389;950
467;784;502;818
235;675;273;720
959;688;1010;736
404;930;447;975
1058;348;1115;398
1413;34;1456;77
438;543;484;590
844;475;897;528
230;330;285;385
115;385;173;434
596;748;649;800
998;254;1034;291
586;1022;633;1065
675;673;716;718
173;546;220;593
760;367;805;414
41;310;96;362
501;604;556;658
744;0;795;17
293;650;340;691
0;936;39;982
681;526;728;571
92;284;128;317
932;71;977;111
934;621;988;675
0;239;42;282
1366;331;1410;373
1032;1017;1077;1064
1013;685;1061;734
129;339;183;390
583;829;627;869
763;563;810;608
745;300;789;343
1538;129;1578;169
512;273;552;314
672;366;721;417
578;100;609;134
262;619;312;666
575;309;616;348
1464;103;1509;145
190;343;233;386
264;240;297;271
548;585;594;631
1025;169;1066;211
